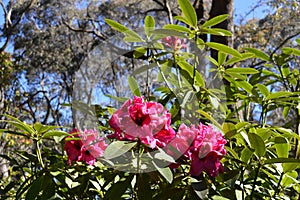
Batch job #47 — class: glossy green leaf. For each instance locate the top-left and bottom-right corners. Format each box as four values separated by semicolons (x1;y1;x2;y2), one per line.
191;177;208;199
218;52;227;66
174;16;192;25
42;130;71;139
282;47;300;56
178;61;205;86
153;162;173;184
198;110;222;129
178;0;197;27
202;27;231;36
248;132;266;157
105;94;129;103
154;148;175;163
2;114;35;135
104;141;137;159
245;47;270;61
164;24;191;33
240;147;254;164
202;14;229;28
128;76;141;96
151;29;186;38
106;175;134;199
206;42;241;58
132;63;158;76
222;122;237;138
235;81;253;94
25;176;44;200
206;56;219;67
224;53;254;66
225;67;259;74
266;91;294;100
144;16;155;37
256;84;269;97
282;171;298;187
264;158;300;164
274;136;290;158
105;19;143;42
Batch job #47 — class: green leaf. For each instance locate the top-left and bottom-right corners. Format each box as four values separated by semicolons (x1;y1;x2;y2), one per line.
264;158;300;164
256;84;269;97
197;110;222;129
209;28;232;36
153;162;173;184
225;67;259;74
42;130;71;139
151;29;186;38
282;171;298;187
144;16;155;37
106;175;134;199
105;94;129;103
206;56;219;67
128;76;141;96
132;63;158;76
105;19;129;32
202;14;229;28
274;136;290;158
240;147;254;164
174;16;192;25
25;176;44;200
191;177;208;199
154;148;175;163
248;133;266;157
212;196;230;200
177;61;205;86
225;53;254;66
282;47;300;56
222;122;237;138
218;52;227;66
266;91;294;100
105;19;143;42
2;114;35;135
178;0;197;27
34;123;59;135
104;141;137;159
206;42;242;58
235;80;253;94
164;24;191;33
245;47;270;61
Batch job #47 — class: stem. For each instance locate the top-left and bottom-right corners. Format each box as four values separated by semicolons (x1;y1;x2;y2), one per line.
273;172;284;198
174;54;182;88
250;162;261;200
36;140;44;168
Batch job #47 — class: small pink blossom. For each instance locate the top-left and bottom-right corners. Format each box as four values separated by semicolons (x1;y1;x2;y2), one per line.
108;96;175;149
162;36;187;51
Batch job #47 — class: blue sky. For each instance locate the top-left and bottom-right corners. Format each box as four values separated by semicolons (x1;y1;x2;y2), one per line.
0;0;266;49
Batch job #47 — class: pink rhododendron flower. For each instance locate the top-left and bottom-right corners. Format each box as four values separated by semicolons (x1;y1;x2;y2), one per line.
162;36;187;51
167;123;226;177
167;123;196;159
189;123;227;177
64;129;108;165
81;129;108;158
109;96;175;149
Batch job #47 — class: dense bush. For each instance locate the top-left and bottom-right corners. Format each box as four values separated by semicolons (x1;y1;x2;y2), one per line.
1;0;300;199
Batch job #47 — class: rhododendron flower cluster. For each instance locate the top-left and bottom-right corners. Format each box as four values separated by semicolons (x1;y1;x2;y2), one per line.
108;96;175;149
64;129;108;165
109;96;227;177
162;36;187;51
169;123;227;177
